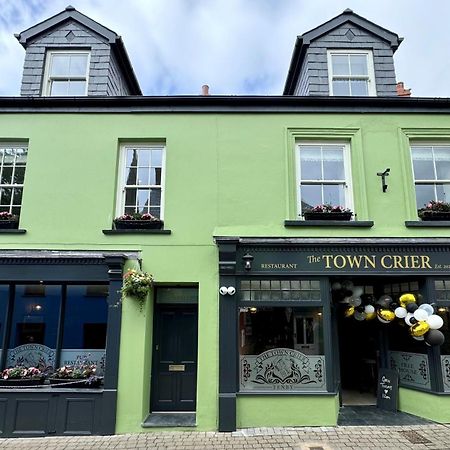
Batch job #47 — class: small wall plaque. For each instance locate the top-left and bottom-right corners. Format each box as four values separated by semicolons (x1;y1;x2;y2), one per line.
169;364;185;372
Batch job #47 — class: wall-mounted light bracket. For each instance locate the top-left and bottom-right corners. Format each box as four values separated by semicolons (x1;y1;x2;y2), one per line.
376;168;390;192
242;253;254;271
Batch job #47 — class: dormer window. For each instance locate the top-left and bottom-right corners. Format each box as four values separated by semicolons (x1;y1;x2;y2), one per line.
327;50;376;96
42;50;90;96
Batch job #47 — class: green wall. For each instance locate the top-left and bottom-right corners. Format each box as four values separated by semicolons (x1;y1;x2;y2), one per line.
0;112;449;431
399;388;450;423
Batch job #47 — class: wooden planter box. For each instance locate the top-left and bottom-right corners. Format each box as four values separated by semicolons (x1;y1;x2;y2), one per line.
0;220;19;230
303;211;353;221
49;378;102;388
419;211;450;221
0;377;45;387
114;219;163;230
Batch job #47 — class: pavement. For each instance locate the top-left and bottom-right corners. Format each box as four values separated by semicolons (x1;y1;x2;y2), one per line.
1;424;450;450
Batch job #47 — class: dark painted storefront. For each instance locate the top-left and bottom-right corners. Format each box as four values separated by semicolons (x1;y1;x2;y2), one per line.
0;251;129;437
216;237;450;431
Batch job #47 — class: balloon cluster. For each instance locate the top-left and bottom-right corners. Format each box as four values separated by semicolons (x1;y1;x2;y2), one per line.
332;281;445;346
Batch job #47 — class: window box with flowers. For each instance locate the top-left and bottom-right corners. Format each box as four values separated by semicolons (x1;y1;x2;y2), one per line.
418;200;450;221
303;204;354;221
0;366;44;386
113;212;163;230
49;363;102;388
0;212;19;229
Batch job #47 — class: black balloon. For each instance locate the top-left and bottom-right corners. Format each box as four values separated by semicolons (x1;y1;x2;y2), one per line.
424;329;445;346
406;303;419;313
409;317;417;324
390;302;398;309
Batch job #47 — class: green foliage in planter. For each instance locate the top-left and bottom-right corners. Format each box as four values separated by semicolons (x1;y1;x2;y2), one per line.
121;269;153;311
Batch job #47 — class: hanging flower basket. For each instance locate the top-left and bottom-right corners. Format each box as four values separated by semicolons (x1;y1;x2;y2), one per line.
49;364;102;388
114;213;163;230
303;204;353;221
0;212;19;229
418;201;450;221
121;269;153;311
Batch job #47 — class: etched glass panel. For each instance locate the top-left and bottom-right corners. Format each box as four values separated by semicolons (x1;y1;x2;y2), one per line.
389;351;431;390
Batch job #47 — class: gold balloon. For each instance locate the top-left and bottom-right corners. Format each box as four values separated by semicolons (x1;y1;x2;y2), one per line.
410;321;430;337
377;309;395;322
365;312;377;320
399;293;416;308
344;306;355;318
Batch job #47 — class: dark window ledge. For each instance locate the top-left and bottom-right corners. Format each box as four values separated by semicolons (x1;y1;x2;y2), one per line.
0;229;26;234
103;229;171;235
405;221;450;227
285;220;374;227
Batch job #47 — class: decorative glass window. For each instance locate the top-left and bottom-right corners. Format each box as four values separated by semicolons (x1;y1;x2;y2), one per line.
239;307;325;391
118;144;165;218
43;51;90;96
240;279;321;302
4;283;108;372
0;145;28;216
327;50;376;96
296;143;353;216
434;280;450;301
411;145;450;209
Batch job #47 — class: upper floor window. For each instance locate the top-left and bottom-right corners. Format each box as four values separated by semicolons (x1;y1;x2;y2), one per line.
327;50;376;96
296;143;353;217
411;144;450;208
117;144;165;218
0;145;27;216
43;51;90;96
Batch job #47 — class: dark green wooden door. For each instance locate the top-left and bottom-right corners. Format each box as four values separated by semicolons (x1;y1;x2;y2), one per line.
151;306;198;411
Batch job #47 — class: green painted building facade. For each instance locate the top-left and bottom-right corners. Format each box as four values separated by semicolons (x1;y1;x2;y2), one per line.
0;7;449;437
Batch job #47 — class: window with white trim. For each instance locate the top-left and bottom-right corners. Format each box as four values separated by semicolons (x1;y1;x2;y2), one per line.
327;50;376;96
296;143;353;216
118;144;165;218
43;51;90;96
0;145;28;216
411;144;450;208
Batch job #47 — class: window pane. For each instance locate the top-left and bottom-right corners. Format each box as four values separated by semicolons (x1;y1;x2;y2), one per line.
415;184;435;208
0;286;8;358
331;54;349;75
1;166;12;184
152;149;163;167
50;81;69;96
300;147;321;180
50;55;70;76
126;149;138;167
125;166;137;185
68;80;86;95
69;54;88;76
152;167;162;185
435;147;450;180
322;146;344;180
137;167;150;185
333;80;350;96
412;147;434;180
323;184;345;205
124;188;137;208
349;54;368;75
7;285;62;370
14;166;25;184
61;285;108;375
137;189;150;212
301;184;321;211
436;184;450;203
350;79;369;96
150;188;161;206
138;149;151;167
0;188;12;206
15;148;27;164
12;188;23;205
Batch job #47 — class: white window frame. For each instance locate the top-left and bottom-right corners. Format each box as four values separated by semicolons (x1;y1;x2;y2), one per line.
327;49;376;96
0;143;28;216
116;143;166;219
42;50;90;96
410;143;450;207
295;141;354;218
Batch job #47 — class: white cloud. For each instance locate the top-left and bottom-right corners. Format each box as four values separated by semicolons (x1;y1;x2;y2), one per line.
0;0;449;96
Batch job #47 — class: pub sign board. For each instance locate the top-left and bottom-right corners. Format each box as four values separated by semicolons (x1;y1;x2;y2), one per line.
238;247;450;275
377;369;399;412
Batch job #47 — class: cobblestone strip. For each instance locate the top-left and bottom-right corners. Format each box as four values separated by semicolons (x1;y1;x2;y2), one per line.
0;425;450;449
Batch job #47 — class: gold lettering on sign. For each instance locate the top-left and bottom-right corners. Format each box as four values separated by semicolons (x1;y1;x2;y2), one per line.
261;263;298;269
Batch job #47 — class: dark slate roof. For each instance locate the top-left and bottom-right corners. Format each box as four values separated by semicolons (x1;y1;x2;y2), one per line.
283;9;403;95
15;5;142;95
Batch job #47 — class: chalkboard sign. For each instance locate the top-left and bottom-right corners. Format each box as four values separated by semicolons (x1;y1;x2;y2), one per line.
377;368;399;411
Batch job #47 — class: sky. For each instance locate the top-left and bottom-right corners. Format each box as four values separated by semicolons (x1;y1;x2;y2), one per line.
0;0;449;97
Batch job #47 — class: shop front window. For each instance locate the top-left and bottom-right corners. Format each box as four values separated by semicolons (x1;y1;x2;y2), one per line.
2;283;109;373
239;306;325;391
